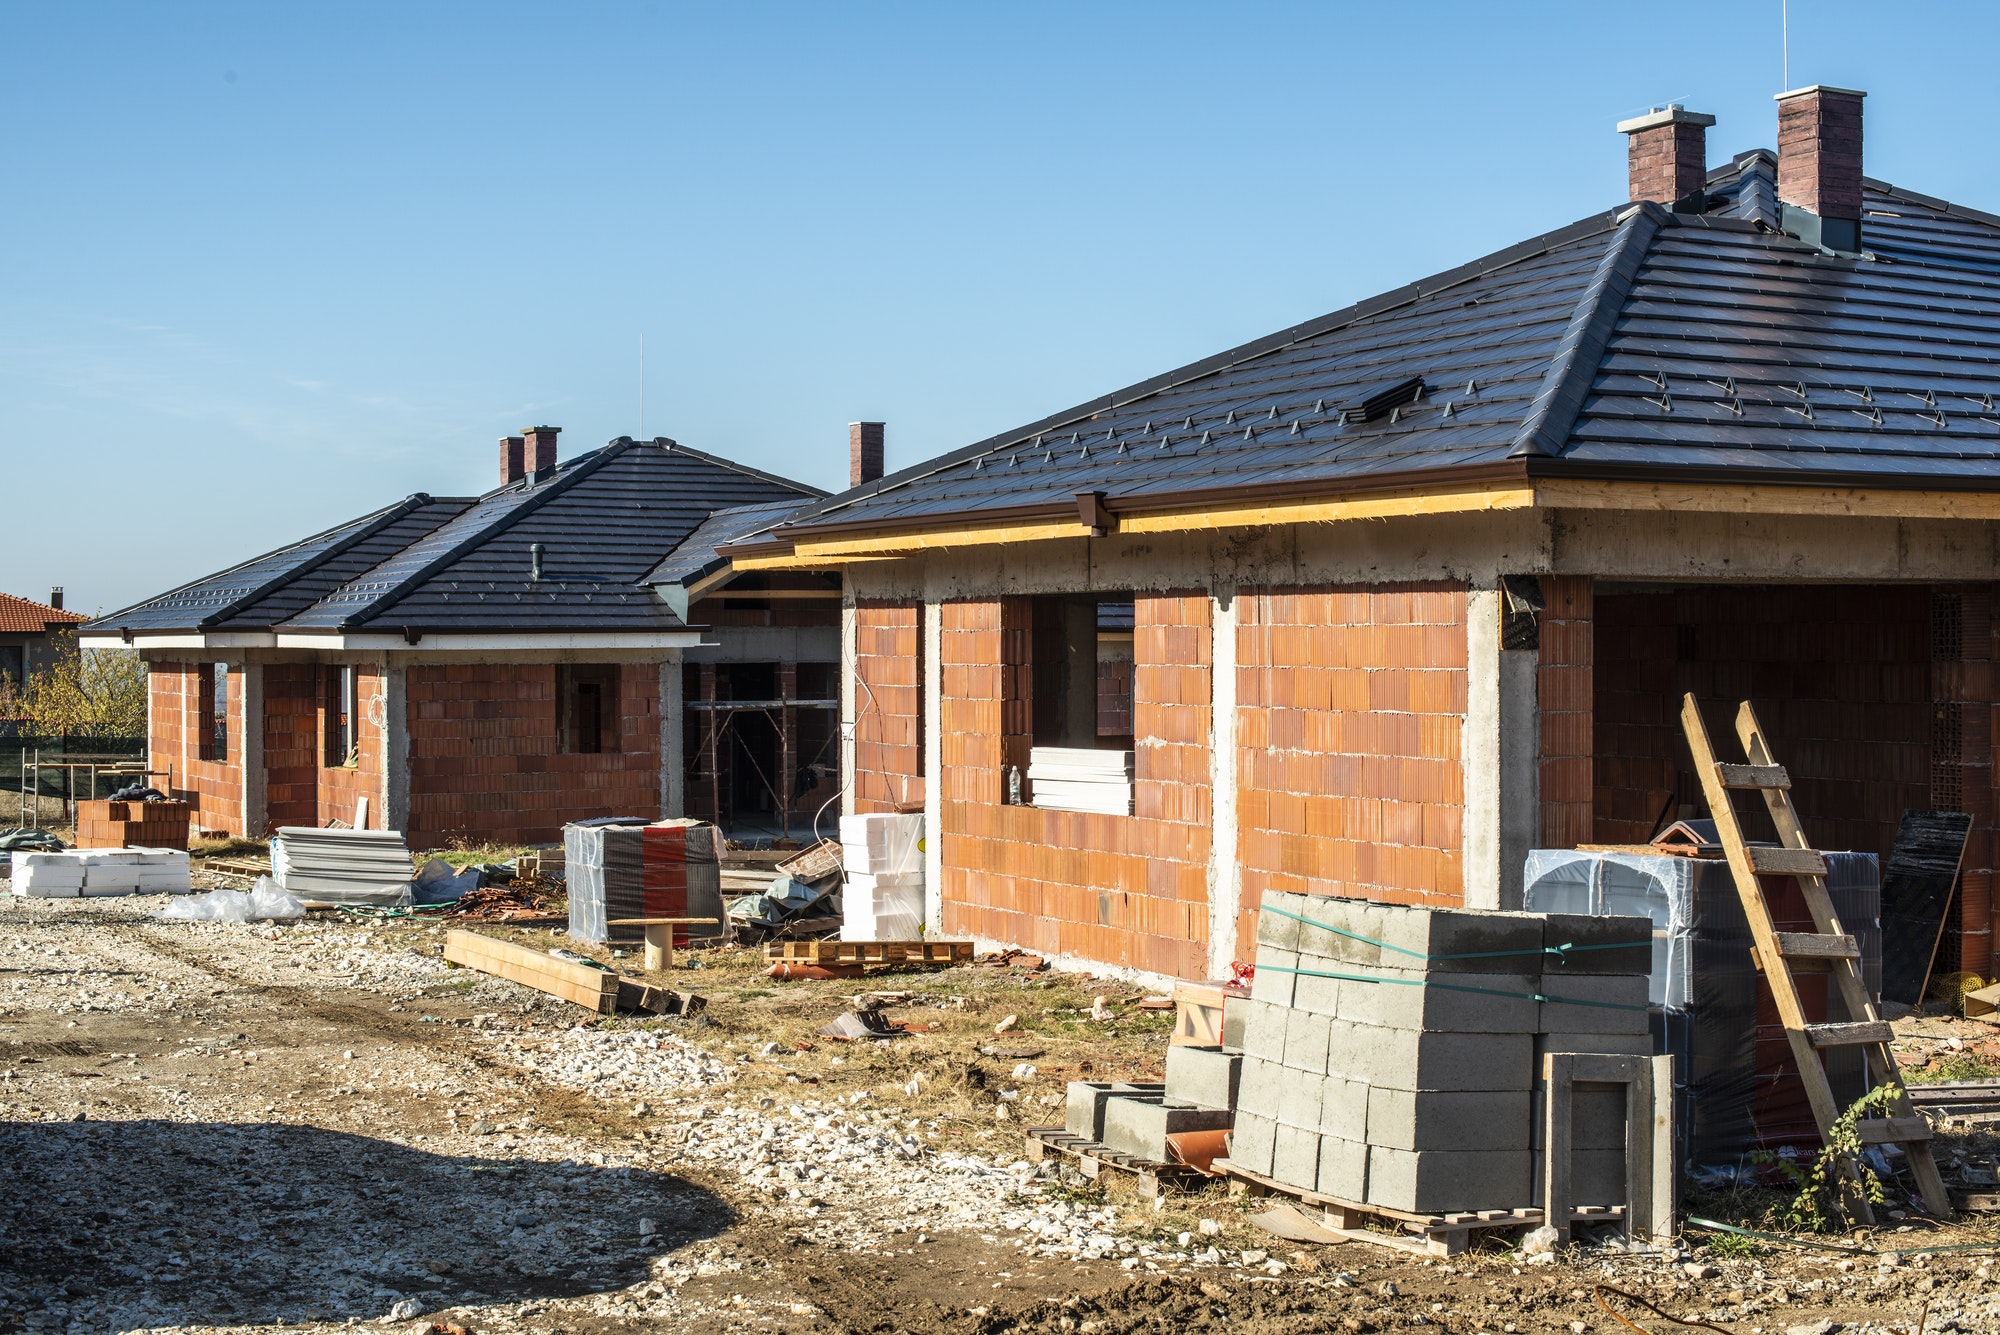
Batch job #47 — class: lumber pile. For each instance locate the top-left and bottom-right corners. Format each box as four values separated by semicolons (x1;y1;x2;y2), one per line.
442;930;620;1013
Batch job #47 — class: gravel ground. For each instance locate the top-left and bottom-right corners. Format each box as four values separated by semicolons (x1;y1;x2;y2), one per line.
2;890;1998;1335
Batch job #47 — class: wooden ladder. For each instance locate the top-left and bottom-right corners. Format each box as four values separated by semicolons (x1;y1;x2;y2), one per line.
1679;694;1951;1222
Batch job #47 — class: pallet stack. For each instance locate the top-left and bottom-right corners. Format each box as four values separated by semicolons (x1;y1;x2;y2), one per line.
1227;891;1652;1214
74;800;190;851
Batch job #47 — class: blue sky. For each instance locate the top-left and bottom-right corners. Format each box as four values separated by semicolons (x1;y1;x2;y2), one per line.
5;1;1996;615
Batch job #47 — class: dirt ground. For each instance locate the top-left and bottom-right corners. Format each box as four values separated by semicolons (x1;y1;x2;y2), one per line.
4;887;2000;1335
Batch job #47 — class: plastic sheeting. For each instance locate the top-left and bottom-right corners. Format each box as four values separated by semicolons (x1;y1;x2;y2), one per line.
565;818;720;946
1523;848;1881;1170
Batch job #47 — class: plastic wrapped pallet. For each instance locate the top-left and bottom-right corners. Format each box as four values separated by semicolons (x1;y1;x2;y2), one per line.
271;828;414;906
1522;847;1881;1172
839;813;924;876
566;817;720;946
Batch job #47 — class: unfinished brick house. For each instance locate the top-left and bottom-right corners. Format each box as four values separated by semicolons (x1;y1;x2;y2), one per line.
81;429;838;847
732;89;2000;982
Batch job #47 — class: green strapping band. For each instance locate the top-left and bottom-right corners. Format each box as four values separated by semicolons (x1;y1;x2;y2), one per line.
1259;904;1648;965
1255;963;1652;1012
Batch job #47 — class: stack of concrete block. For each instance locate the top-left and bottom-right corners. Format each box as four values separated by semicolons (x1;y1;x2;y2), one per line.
1065;1043;1241;1162
10;849;192;898
1227;891;1651;1215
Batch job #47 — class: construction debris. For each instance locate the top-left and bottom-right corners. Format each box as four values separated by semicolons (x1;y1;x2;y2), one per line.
155;877;305;922
271;827;415;906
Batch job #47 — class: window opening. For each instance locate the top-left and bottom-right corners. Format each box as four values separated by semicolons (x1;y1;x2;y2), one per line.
198;663;229;762
1029;594;1134;748
558;664;620;755
323;665;357;767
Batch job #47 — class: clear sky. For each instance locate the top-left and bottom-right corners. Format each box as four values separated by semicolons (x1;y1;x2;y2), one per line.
5;1;1995;616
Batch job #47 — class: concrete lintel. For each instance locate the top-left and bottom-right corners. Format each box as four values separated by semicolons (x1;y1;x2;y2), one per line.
1462;588;1538;909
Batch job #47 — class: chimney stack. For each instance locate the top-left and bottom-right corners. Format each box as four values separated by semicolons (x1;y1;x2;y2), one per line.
850;421;884;489
1617;104;1715;210
1776;85;1865;252
48;587;63;611
499;435;527;487
522;425;561;479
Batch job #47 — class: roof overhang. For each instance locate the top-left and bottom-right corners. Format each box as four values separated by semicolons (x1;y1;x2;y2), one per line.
81;630;708;653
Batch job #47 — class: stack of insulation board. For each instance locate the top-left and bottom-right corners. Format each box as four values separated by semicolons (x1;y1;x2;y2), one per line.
839;812;923;941
1025;747;1134;815
566;818;722;945
1228;891;1652;1214
270;827;413;906
75;799;191;850
10;849;191;897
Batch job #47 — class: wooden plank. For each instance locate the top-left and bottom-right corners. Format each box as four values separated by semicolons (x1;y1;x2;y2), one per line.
1542;1053;1575;1245
443;930;619;1014
1805;1021;1897;1048
1717;763;1790;790
1879;810;1975;1010
1745;844;1829;877
1855;1116;1935;1145
1775;932;1861;960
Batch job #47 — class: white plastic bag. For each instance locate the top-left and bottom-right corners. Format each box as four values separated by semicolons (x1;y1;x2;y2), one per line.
157;876;306;923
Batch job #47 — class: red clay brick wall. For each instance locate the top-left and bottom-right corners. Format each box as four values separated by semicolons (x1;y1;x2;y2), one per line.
1539;575;1595;849
318;666;386;830
937;593;1212;978
149;662;244;834
1234;583;1468;952
262;664;319;831
1593;585;1932;860
853;600;923;812
405;662;662;849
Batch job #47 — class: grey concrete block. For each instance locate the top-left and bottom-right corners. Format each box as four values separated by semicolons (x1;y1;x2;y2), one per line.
1065;1081;1163;1141
1371;906;1546;975
1255;891;1307;951
1323;1018;1367;1081
1366;1147;1534;1214
1533;1082;1629;1151
1240;998;1288;1062
1283;1009;1331;1074
1336;971;1539;1032
1291;961;1341;1015
1365;1088;1532;1153
1316;1133;1369;1202
1541;912;1654;975
1275;1069;1324;1131
1317;1077;1369;1139
1167;1044;1243;1112
1101;1096;1234;1162
1537;974;1651;1034
1228;1111;1277;1178
1293;896;1387;969
1351;1029;1536;1092
1234;1055;1281;1119
1250;947;1298;1007
1272;1123;1322;1192
1221;1000;1246;1050
1537;1032;1653;1059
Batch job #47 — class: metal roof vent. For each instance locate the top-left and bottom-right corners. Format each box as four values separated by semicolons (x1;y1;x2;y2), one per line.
1349;376;1427;423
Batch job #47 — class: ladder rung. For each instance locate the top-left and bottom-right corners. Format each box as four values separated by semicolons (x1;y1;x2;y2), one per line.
1805;1021;1896;1048
1855;1116;1934;1146
1746;845;1828;877
1716;762;1790;790
1775;932;1861;960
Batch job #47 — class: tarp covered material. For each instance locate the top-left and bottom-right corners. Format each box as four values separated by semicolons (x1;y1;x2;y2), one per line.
566;819;721;945
271;827;413;906
1523;848;1882;1170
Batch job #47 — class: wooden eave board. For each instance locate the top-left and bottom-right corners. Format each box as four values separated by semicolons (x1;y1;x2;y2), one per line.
444;930;619;1013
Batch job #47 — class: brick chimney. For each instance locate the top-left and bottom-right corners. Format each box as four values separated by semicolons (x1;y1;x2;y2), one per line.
1776;85;1865;252
499;435;526;487
523;425;561;479
48;587;63;611
850;421;884;488
1617;104;1714;210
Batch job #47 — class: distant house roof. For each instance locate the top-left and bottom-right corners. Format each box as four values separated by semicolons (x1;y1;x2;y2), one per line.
0;593;85;636
88;438;824;643
754;150;2000;546
644;500;811;590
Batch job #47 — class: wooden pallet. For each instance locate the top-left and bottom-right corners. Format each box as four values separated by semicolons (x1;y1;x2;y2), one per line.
1023;1126;1208;1200
764;939;973;965
1216;1159;1624;1258
1682;696;1952;1223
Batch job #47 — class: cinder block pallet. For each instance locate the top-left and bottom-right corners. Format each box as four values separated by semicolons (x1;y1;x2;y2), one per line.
1023;1126;1208;1200
1214;1158;1622;1258
764;940;974;965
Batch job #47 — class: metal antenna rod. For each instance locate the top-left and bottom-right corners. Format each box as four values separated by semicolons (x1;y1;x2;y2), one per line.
1782;0;1789;90
639;333;646;439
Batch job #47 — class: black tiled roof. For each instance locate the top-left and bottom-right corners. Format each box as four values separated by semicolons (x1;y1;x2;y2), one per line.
91;439;822;637
768;152;2000;540
644;500;807;589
